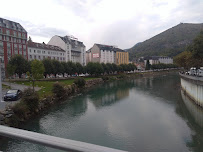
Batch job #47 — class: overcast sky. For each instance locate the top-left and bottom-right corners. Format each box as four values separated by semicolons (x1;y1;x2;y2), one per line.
0;0;203;50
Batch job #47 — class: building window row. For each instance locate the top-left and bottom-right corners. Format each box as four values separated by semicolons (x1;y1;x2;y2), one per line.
29;49;64;56
29;55;65;61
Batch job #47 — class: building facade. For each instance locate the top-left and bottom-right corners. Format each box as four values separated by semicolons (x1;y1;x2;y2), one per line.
144;56;173;65
0;18;27;76
28;40;65;61
86;48;92;64
90;43;129;65
48;35;86;66
115;49;129;65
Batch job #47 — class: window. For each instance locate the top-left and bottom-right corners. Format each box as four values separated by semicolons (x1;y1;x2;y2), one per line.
39;56;41;59
30;55;32;59
34;55;36;59
34;50;36;53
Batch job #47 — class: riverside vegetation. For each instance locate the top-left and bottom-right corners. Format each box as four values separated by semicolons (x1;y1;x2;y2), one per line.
0;69;180;127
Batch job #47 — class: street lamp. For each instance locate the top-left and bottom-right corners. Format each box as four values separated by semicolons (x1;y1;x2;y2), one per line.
0;56;3;102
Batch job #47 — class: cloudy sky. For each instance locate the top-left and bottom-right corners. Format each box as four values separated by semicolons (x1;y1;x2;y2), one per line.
0;0;202;50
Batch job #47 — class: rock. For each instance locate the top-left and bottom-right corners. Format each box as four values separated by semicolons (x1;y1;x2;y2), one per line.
0;114;4;121
5;114;13;118
0;121;5;125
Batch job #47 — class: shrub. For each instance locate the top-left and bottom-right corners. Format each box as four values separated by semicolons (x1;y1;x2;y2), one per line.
52;82;66;98
73;77;86;87
22;88;39;112
12;101;29;118
117;73;127;79
101;76;109;81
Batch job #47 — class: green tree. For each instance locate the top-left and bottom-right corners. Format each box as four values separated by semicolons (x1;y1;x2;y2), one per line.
174;51;193;69
6;64;16;86
145;60;151;70
75;62;84;75
111;63;118;73
27;60;45;91
52;60;63;76
42;59;54;77
8;55;29;78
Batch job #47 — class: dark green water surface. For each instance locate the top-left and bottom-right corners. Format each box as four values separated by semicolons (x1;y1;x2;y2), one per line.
1;73;203;152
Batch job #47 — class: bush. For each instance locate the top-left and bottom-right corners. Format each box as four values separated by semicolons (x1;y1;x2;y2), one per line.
12;101;29;118
22;88;39;112
73;77;86;87
117;73;127;79
101;76;109;81
52;82;66;98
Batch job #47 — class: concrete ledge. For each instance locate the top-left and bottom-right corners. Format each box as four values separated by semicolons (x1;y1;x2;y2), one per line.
179;73;203;85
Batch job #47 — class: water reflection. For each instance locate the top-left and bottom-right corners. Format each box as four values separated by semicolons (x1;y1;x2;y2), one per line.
1;73;203;152
88;81;131;109
181;90;203;127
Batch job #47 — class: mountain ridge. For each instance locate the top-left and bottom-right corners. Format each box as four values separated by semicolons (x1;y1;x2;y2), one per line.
126;23;203;60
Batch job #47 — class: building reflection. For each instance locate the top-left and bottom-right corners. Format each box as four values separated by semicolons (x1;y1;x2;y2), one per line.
89;81;130;109
181;90;203;127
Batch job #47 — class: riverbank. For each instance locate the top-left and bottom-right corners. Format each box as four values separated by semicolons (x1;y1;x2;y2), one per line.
0;69;180;127
180;73;203;108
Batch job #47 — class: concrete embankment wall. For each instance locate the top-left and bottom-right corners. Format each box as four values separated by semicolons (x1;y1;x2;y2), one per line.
180;73;203;107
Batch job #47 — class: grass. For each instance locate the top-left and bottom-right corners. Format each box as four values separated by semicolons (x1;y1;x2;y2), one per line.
2;84;11;89
14;77;96;97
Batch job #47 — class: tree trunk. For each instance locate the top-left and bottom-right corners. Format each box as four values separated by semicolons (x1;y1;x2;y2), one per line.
32;80;35;92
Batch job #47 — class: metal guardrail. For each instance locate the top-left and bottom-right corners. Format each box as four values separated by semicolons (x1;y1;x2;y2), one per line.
0;125;127;152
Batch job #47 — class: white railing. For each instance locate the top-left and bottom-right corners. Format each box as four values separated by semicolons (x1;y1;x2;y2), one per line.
0;125;127;152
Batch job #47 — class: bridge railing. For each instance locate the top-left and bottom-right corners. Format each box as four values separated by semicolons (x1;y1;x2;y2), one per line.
0;125;127;152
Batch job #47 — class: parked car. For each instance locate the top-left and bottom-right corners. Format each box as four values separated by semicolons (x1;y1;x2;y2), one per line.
4;89;22;101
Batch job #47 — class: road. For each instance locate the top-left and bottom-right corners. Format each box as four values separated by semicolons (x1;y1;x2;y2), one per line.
0;82;41;112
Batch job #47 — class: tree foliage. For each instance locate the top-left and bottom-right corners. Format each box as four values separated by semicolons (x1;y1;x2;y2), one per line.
27;60;45;91
174;31;203;69
145;60;151;70
8;55;29;78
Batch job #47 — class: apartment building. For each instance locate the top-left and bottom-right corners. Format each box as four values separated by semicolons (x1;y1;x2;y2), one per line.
90;43;129;65
86;48;92;64
28;40;65;61
144;56;173;65
0;18;27;76
48;35;86;66
115;48;129;65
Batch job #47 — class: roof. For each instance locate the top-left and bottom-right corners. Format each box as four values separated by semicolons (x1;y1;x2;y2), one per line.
0;18;26;32
144;56;172;60
59;36;85;47
28;41;65;52
86;48;92;53
95;43;125;52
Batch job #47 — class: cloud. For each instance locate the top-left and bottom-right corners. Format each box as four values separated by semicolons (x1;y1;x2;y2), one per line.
0;0;202;49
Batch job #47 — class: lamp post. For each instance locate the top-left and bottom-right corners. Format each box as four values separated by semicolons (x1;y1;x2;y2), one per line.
0;57;3;102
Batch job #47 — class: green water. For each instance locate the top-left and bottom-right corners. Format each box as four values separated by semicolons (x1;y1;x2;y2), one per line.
1;73;203;152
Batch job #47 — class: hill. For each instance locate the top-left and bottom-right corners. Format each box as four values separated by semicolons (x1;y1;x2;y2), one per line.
126;23;203;60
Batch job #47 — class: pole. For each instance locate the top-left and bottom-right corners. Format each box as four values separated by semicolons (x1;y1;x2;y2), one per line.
0;59;2;102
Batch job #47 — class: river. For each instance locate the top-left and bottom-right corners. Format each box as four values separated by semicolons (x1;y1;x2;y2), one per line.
0;72;203;152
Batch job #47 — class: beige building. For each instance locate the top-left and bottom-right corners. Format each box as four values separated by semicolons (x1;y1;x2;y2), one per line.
89;43;129;65
115;49;129;65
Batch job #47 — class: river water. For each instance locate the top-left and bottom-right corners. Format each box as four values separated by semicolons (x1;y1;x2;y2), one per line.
0;72;203;152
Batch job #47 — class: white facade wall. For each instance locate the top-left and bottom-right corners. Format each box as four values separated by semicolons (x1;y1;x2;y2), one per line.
28;47;65;61
181;77;203;107
100;50;115;64
158;57;173;64
48;36;86;66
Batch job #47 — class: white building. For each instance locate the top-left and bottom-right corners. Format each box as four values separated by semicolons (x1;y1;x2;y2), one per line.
48;35;86;66
90;44;116;64
28;41;65;61
144;56;173;65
